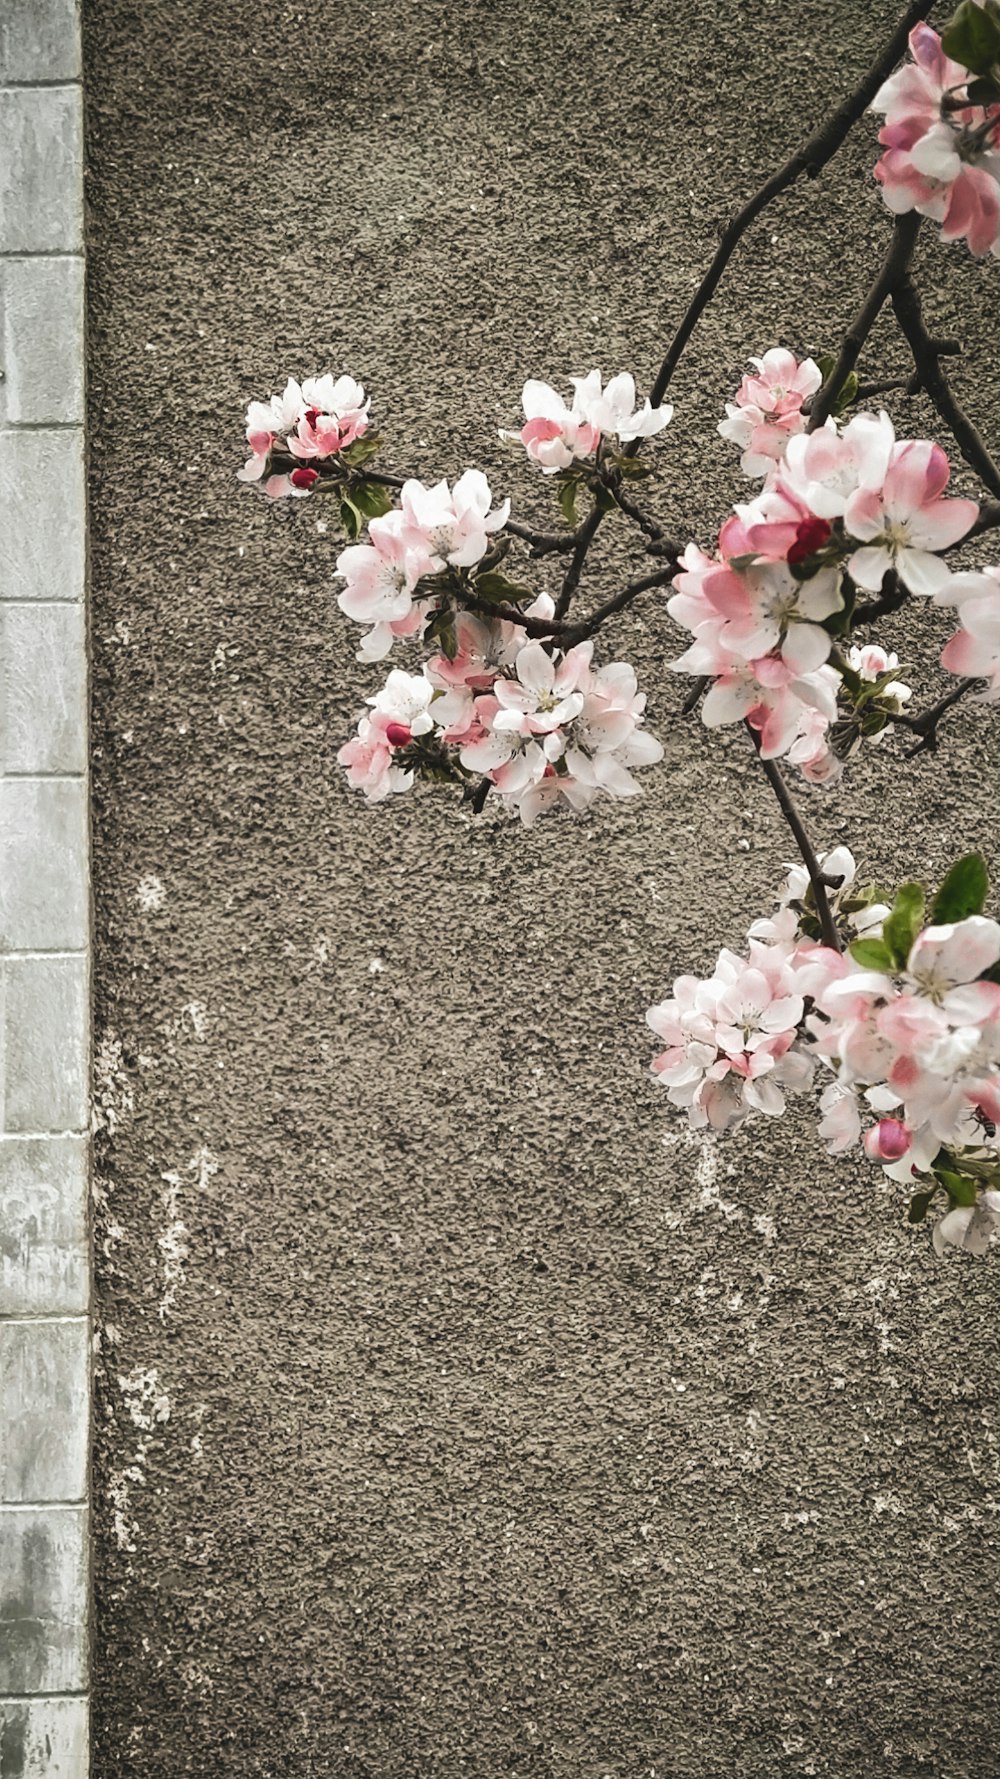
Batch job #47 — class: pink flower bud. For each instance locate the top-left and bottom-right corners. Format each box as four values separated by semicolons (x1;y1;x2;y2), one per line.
384;722;412;748
863;1118;911;1162
787;516;832;565
290;466;318;489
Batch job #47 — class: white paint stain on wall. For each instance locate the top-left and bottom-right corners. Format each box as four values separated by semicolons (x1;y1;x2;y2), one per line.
158;1146;218;1319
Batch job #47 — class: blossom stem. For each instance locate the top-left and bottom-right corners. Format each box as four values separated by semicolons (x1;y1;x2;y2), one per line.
808;212;922;430
644;0;935;414
890;276;1000;500
561;564;680;646
746;726;841;952
882;676;982;755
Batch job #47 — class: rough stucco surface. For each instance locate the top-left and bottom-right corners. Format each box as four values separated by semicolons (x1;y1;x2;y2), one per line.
83;2;1000;1774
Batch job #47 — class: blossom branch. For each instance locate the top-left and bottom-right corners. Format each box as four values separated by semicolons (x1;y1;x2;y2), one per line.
808;212;922;430
970;500;1000;539
883;675;982;754
890;275;1000;500
561;563;680;646
747;728;842;952
645;0;935;412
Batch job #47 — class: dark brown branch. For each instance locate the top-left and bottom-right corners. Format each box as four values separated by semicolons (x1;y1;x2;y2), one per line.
555;507;604;619
808;213;921;430
969;500;1000;539
681;675;711;716
890;276;1000;500
504;518;581;555
851;570;909;627
746;728;842;952
612;486;667;543
561;564;680;646
883;677;982;755
645;0;934;412
456;593;567;636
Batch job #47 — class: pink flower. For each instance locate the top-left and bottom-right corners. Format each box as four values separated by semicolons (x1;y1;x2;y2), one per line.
569;370;673;443
503;379;601;473
871;24;1000;257
718;349;821;478
400;470;510;569
844;437;979;595
937;566;1000;699
335;510;437;662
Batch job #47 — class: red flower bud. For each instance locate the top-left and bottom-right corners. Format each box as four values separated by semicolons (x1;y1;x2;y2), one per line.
787;517;832;565
863;1118;911;1162
384;722;412;748
290;466;319;490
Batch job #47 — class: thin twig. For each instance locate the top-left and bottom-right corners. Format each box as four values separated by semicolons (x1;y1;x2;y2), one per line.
883;677;981;754
612;486;667;543
561;564;679;646
808;213;921;429
555;506;604;619
746;728;842;952
645;0;934;413
890;276;1000;499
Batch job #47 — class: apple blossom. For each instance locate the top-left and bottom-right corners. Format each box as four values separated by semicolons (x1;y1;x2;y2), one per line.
937;565;1000;698
718;348;822;478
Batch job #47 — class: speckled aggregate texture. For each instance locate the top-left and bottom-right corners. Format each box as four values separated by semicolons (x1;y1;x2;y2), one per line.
83;2;1000;1774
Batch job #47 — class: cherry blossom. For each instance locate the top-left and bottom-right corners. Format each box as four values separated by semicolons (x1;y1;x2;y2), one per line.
871;23;1000;256
843;437;979;595
937;565;1000;698
335;510;437;662
647;933;813;1132
501;379;600;473
569;370;673;444
718;348;822;478
400;470;510;569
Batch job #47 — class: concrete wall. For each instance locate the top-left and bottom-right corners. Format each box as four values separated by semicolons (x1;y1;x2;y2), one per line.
82;0;1000;1775
0;2;91;1775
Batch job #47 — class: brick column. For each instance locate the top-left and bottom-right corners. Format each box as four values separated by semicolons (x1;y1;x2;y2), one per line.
0;2;90;1774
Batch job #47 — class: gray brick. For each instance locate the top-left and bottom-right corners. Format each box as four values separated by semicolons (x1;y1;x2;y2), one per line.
0;88;82;255
0;0;81;84
0;1506;87;1693
1;956;88;1132
0;605;87;772
0;1697;88;1778
0;1136;88;1314
0;258;83;425
0;779;89;951
0;429;86;602
0;1319;88;1502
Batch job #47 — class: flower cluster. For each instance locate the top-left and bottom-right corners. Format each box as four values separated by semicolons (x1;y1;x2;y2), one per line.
238;374;371;498
679;382;979;784
335;471;510;661
872;21;1000;257
649;853;1000;1255
646;924;813;1132
338;603;664;825
502;370;672;473
717;348;822;479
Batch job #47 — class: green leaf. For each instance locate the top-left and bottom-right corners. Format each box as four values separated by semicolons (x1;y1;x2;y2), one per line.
339;433;382;469
349;479;394;520
934;1166;978;1207
967;74;1000;103
558;479;579;527
883;881;926;970
941;0;1000;73
907;1186;937;1225
472;570;531;605
594;482;618;515
930;852;989;923
339;498;363;540
848;937;895;971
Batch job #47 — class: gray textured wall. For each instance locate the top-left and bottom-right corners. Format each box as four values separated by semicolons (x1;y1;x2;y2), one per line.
84;1;1000;1774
